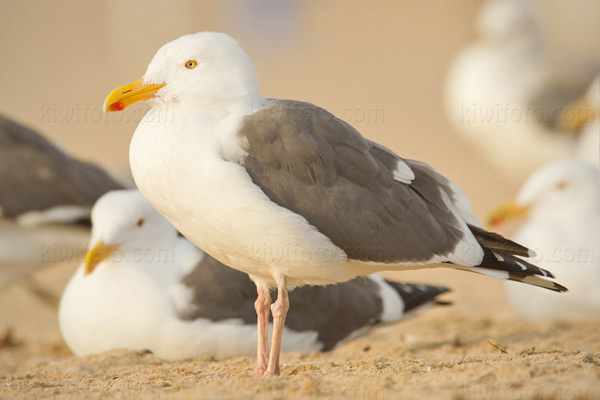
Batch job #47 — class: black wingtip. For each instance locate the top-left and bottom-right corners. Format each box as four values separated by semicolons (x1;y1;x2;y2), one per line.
540;280;568;293
468;224;531;257
554;283;569;293
432;300;453;306
507;272;569;293
384;281;451;312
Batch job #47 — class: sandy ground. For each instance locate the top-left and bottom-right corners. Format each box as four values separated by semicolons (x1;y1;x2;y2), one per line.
1;1;599;399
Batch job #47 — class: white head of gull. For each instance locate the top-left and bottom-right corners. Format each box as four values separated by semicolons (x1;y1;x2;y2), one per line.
488;159;600;322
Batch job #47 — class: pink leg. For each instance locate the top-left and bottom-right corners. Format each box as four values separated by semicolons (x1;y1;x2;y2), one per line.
252;286;271;376
266;286;289;375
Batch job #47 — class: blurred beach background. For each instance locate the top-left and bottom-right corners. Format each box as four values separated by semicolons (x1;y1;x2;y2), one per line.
0;1;599;399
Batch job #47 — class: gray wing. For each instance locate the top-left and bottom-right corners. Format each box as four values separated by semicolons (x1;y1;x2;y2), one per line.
237;100;466;264
236;100;567;292
0;114;123;220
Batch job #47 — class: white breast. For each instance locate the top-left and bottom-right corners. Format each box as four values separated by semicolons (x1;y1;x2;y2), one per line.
129;107;349;288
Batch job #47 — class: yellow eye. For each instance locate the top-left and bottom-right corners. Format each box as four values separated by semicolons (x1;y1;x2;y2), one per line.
185;60;197;69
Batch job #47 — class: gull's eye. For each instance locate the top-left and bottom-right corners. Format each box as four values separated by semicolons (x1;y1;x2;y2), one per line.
136;218;145;227
556;181;568;191
185;60;198;69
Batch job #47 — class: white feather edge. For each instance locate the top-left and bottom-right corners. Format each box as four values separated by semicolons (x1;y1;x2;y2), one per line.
392;159;415;184
16;205;91;227
367;274;406;322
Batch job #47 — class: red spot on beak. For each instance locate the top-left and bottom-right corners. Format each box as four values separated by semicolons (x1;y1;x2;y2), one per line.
110;102;124;111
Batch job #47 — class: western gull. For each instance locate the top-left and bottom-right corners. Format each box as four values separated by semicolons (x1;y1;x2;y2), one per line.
488;159;600;322
59;189;450;360
444;0;599;184
0;114;123;289
104;32;566;375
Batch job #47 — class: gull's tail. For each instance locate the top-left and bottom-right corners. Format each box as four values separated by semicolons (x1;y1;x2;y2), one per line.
459;224;568;293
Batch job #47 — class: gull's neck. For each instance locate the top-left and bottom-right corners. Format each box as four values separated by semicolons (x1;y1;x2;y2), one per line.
153;94;268;120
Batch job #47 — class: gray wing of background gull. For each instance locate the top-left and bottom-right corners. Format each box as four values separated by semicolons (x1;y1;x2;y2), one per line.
0;114;123;222
179;252;450;352
237;100;566;292
0;114;123;288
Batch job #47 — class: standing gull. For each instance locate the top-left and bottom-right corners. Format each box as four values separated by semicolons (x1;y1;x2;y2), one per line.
104;32;566;375
0;114;123;288
60;190;450;360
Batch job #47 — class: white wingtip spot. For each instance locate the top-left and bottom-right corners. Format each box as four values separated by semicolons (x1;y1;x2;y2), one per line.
402;284;414;293
493;252;504;262
514;260;528;271
527;248;537;258
393;160;415;184
471;267;510;281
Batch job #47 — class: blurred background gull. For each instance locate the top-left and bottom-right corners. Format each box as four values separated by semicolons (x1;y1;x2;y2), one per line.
488;159;600;322
0;115;123;299
445;0;600;184
0;0;598;348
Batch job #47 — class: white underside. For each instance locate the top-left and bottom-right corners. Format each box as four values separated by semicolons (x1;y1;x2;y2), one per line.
0;219;89;288
16;205;92;227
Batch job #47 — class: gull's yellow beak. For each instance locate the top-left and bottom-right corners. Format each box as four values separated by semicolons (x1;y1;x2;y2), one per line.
103;78;166;112
84;240;117;275
556;97;598;134
486;200;530;227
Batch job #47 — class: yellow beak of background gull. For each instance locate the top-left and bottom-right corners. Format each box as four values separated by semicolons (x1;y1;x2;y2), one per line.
556;95;599;134
486;201;530;227
103;78;165;112
84;240;117;275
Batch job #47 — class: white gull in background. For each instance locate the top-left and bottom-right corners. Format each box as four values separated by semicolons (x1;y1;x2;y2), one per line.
444;0;599;184
59;190;450;360
104;32;566;375
488;159;600;322
0;114;123;289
